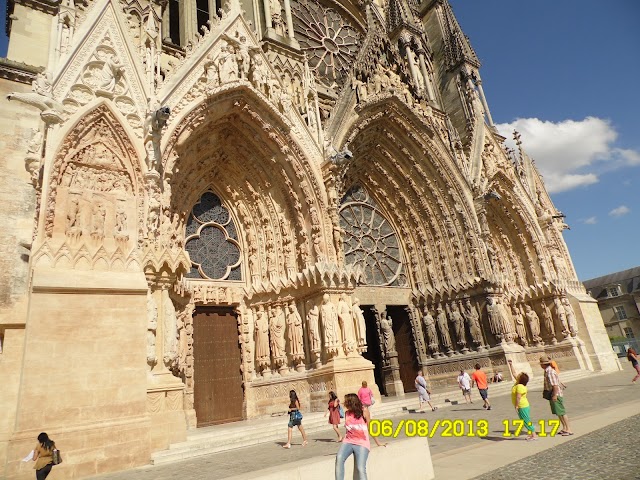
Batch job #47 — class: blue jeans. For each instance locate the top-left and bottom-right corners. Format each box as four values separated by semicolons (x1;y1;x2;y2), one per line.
335;442;369;480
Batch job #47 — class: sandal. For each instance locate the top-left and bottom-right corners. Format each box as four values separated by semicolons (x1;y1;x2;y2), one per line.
283;443;291;449
526;436;537;441
432;407;438;411
560;431;574;436
302;440;308;447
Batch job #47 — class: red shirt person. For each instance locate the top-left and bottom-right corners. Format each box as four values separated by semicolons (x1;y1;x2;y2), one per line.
471;363;491;410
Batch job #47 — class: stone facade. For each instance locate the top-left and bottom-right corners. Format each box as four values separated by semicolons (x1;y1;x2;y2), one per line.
0;0;620;477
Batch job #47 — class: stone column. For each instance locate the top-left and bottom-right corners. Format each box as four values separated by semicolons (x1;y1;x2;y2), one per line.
262;0;273;34
374;305;405;397
282;0;295;40
161;7;171;41
179;0;198;45
208;0;217;22
475;80;494;127
405;46;420;92
418;53;438;107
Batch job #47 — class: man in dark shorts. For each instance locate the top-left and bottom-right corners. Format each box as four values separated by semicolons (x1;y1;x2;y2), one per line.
471;363;491;410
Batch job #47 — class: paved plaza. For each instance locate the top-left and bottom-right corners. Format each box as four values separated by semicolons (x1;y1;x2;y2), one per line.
93;365;640;479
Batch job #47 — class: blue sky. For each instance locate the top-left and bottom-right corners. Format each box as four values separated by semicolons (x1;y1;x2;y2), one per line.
0;0;637;280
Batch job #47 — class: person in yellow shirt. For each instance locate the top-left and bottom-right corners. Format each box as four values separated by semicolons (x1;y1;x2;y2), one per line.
508;360;537;441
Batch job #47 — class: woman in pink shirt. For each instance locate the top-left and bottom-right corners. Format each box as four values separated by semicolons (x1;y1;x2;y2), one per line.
357;381;374;408
335;393;370;480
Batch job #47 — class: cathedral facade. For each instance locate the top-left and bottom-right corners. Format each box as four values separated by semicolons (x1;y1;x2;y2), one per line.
0;0;619;477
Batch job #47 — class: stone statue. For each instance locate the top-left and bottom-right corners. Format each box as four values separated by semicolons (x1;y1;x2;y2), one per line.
352;298;367;349
250;55;268;94
163;293;178;366
464;299;484;346
146;291;158;365
269;0;286;36
254;306;270;368
286;302;305;361
554;297;570;337
435;306;453;352
269;306;286;360
98;56;124;93
115;203;128;238
380;314;396;355
496;298;516;342
320;294;339;353
217;42;238;83
486;296;501;338
540;300;557;343
91;202;106;238
422;307;439;352
449;302;467;349
524;304;543;345
562;297;578;337
222;33;260;80
66;196;81;235
306;303;321;352
511;304;528;346
337;293;356;353
352;75;368;103
26;128;43;156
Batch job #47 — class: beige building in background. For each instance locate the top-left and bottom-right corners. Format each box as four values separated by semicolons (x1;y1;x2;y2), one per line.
584;266;640;351
0;0;620;477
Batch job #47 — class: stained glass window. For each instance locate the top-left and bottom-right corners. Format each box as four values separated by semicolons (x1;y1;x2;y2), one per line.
339;185;407;286
185;191;242;281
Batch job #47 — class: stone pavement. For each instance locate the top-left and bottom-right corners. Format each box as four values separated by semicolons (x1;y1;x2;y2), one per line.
91;365;640;480
471;413;640;480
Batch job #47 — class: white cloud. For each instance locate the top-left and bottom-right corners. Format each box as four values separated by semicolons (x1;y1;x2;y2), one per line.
583;217;597;225
495;117;640;193
609;205;630;217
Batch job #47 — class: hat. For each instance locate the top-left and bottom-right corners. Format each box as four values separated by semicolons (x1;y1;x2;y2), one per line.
539;355;551;365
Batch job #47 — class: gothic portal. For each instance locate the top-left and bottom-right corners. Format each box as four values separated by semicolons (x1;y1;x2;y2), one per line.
0;0;620;477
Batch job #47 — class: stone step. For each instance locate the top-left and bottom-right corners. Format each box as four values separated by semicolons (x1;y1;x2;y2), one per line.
151;369;595;465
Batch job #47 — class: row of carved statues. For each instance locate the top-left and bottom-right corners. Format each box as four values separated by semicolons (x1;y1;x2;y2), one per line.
252;293;368;375
419;294;579;358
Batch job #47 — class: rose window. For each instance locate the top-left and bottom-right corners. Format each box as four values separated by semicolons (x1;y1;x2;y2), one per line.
339;185;407;286
185;191;242;281
292;1;362;86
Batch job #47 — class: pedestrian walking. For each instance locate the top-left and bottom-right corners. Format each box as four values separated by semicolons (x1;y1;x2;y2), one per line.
457;370;472;404
507;360;537;441
471;363;491;410
357;381;374;409
325;391;343;442
283;390;308;448
540;355;573;436
335;393;370;480
627;348;640;383
415;370;437;411
32;433;56;480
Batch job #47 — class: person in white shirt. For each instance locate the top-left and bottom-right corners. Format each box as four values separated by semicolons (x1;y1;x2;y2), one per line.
457;370;472;404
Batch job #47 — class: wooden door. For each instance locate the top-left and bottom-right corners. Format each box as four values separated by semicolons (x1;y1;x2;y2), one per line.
389;307;419;393
193;308;244;426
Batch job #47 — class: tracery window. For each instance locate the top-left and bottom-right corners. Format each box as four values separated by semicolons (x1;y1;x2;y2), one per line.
339;185;407;287
291;1;362;87
185;191;242;281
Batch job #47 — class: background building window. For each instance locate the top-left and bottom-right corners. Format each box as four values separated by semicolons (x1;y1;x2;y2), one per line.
607;286;620;297
624;327;635;339
614;305;628;320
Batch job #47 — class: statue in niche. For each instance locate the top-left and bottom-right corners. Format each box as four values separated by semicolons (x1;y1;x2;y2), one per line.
286;302;305;363
553;297;570;337
268;74;281;104
511;304;528;346
449;302;467;349
280;90;293;113
312;231;324;262
146;291;157;365
254;306;270;369
163;294;178;366
486;296;502;339
217;42;238;83
91;202;106;238
203;54;219;86
524;304;543;345
422;307;439;352
320;294;339;352
540;300;557;343
97;55;124;94
269;0;286;36
114;202;128;240
496;297;516;342
464;299;484;346
66;196;82;236
352;74;368;103
337;293;356;354
435;305;453;353
380;314;396;356
26;128;43;156
269;306;286;360
372;63;390;94
352;298;367;349
306;302;321;353
562;296;578;337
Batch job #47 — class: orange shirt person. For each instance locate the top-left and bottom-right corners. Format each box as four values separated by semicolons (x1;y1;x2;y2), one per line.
471;363;491;410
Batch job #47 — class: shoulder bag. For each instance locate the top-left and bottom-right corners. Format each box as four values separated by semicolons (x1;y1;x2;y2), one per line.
52;448;62;465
